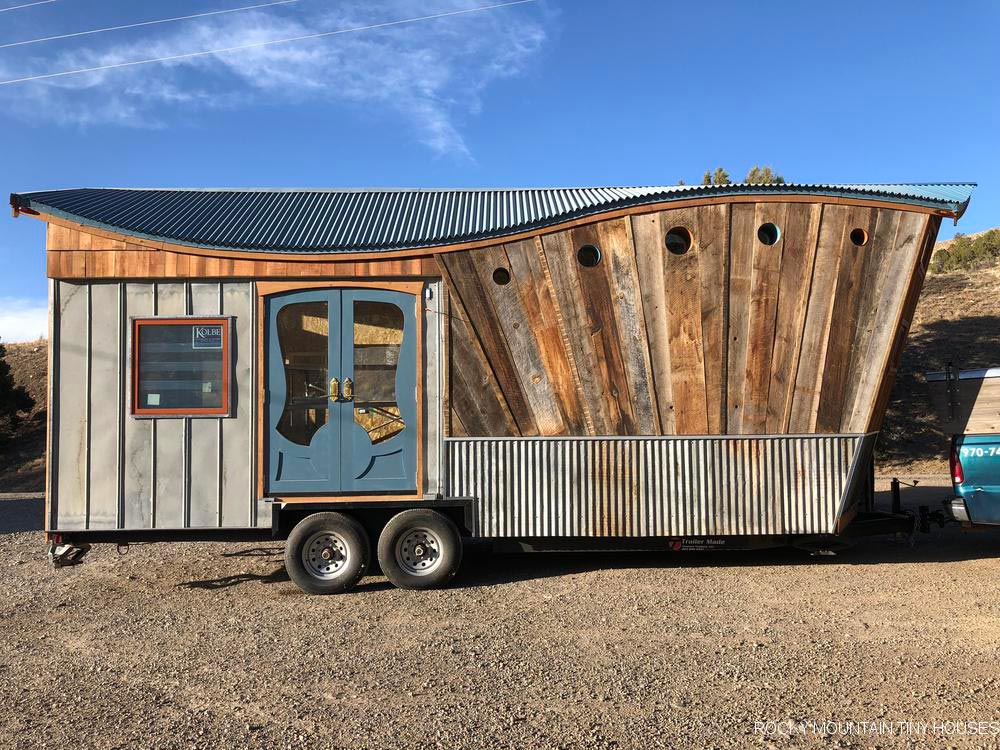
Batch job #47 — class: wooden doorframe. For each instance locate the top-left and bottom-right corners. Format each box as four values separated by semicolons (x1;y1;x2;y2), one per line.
255;280;426;502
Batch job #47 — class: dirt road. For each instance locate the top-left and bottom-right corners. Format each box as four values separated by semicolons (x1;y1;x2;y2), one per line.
3;483;1000;749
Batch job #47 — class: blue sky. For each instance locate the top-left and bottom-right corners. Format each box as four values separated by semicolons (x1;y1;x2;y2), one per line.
0;0;996;340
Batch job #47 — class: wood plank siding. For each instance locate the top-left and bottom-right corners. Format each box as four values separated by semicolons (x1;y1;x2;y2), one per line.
45;223;439;280
42;198;940;438
442;202;936;438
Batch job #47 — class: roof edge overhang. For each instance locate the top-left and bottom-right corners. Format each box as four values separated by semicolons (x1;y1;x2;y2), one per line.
12;184;975;262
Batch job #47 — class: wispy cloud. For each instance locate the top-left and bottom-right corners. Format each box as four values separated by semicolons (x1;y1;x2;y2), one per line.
0;1;548;156
0;298;47;342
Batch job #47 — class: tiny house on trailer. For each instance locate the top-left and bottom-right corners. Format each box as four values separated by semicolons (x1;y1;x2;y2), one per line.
9;183;975;593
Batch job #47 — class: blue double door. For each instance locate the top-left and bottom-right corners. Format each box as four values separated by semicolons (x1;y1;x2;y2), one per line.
265;287;418;495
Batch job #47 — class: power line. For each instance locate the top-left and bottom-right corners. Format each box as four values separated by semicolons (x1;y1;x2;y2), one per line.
0;0;303;50
0;0;57;12
0;0;535;86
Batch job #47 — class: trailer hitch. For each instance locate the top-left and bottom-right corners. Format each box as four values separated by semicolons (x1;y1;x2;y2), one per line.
918;503;960;533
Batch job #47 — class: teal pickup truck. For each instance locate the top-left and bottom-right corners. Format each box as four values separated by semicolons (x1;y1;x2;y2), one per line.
950;435;1000;526
926;366;1000;526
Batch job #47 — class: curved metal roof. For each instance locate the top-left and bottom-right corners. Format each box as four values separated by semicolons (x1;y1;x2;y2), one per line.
10;183;975;255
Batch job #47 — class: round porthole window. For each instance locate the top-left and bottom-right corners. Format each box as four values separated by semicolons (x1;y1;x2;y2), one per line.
577;244;602;267
850;228;869;247
665;226;693;255
492;267;511;286
757;222;781;246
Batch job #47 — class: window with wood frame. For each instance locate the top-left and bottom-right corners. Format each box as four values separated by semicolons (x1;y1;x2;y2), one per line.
132;317;231;417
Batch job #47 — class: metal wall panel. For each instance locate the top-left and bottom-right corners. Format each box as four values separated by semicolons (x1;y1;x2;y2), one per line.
152;284;186;528
446;435;867;538
423;281;442;498
52;281;256;531
222;282;254;527
55;282;87;529
122;284;154;528
88;283;120;528
188;283;222;527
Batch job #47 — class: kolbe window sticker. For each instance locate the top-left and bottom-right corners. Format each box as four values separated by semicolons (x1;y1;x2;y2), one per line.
192;324;224;350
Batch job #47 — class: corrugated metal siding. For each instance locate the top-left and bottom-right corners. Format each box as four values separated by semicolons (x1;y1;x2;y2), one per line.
446;435;871;538
13;183;974;254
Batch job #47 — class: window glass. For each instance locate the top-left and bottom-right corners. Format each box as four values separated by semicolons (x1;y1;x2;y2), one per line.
353;301;405;444
134;319;229;415
275;301;329;446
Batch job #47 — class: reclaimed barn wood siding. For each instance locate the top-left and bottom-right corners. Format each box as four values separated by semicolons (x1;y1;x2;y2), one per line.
444;203;939;438
50;281;257;530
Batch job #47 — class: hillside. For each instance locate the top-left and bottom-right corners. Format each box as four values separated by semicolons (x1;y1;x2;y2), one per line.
0;340;47;491
0;269;997;489
877;269;1000;474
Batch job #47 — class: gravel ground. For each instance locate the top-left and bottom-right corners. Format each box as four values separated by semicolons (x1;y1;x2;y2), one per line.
3;483;1000;750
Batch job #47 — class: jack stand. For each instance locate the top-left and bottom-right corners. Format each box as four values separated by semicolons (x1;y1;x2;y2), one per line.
48;541;91;568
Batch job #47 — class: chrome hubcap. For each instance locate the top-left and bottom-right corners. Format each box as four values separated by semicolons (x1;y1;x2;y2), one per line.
395;528;442;576
303;531;350;580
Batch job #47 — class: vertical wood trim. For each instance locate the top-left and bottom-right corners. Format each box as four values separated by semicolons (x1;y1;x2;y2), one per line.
862;213;936;432
698;203;730;434
788;205;852;432
740;202;789;433
661;207;708;434
766;203;823;433
839;209;903;431
533;236;595;434
631;211;675;434
815;206;878;432
602;218;659;434
726;204;756;433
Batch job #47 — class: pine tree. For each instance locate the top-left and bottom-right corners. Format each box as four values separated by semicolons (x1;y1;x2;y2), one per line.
0;339;34;443
744;165;786;185
702;167;731;185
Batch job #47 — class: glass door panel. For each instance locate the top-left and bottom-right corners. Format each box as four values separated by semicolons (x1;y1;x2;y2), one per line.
276;301;329;446
352;300;405;445
266;291;340;494
341;289;418;493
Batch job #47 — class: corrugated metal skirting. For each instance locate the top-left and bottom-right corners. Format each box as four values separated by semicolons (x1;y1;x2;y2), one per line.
446;435;871;538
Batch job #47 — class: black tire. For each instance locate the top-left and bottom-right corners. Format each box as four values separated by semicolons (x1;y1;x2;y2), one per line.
377;509;463;590
284;512;370;595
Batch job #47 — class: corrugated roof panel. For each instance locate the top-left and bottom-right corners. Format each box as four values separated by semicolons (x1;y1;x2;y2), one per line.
10;183;975;254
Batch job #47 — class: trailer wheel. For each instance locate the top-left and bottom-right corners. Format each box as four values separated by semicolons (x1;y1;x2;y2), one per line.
377;509;463;590
284;512;370;595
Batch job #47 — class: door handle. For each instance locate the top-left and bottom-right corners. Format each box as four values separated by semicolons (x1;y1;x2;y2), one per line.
343;378;354;402
329;377;340;401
